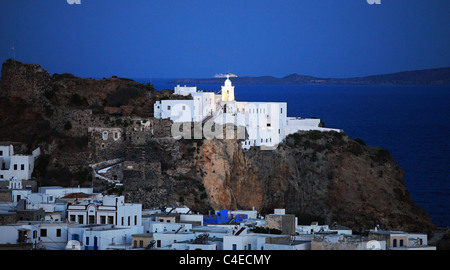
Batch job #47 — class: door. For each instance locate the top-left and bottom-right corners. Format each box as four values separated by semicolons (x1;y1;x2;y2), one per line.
93;236;98;250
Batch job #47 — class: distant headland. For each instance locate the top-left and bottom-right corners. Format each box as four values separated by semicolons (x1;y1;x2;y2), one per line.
172;67;450;85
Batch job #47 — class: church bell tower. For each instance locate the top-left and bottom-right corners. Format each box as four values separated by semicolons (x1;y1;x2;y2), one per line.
221;75;235;102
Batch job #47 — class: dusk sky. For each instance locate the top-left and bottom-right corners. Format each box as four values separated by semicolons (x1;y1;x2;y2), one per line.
1;0;449;79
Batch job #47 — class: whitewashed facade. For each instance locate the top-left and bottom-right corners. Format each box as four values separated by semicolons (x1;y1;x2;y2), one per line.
67;195;142;227
154;76;342;150
0;145;40;181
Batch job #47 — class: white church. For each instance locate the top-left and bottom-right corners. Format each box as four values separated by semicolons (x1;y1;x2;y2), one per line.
154;75;341;150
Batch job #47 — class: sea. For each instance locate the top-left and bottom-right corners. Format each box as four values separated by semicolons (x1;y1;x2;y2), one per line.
138;78;450;228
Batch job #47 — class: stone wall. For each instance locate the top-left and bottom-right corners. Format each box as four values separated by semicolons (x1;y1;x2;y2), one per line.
0;59;50;102
88;127;125;162
265;214;296;235
122;147;162;191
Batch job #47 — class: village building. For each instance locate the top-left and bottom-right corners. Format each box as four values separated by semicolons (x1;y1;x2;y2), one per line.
154;76;341;149
265;209;296;235
0;144;40;181
67;195;142;227
368;229;435;250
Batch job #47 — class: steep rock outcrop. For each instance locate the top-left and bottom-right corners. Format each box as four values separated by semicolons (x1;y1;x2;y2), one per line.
0;59;435;233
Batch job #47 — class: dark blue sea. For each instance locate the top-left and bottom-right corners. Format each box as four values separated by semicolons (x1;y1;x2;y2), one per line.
140;78;450;228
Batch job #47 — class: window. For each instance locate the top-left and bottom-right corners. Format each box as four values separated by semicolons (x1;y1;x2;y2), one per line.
400;239;404;247
133;240;138;248
167;105;171;110
393;239;397;247
108;216;114;225
100;216;106;224
139;240;144;248
182;105;186;111
56;229;61;237
14;164;17;170
21;164;25;170
135;215;137;226
33;231;37;239
78;215;84;224
128;216;131;226
114;132;119;140
232;244;237;250
86;237;90;246
89;215;95;224
281;108;283;114
102;131;108;140
0;151;3;156
70;215;76;222
40;229;47;237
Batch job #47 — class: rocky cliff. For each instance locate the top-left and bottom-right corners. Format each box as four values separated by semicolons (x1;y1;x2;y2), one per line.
0;59;435;233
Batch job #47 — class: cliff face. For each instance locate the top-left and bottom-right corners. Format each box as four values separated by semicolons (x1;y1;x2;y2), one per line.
169;131;434;232
0;59;435;233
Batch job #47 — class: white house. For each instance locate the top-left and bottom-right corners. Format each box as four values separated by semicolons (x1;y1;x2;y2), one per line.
263;239;311;250
0;221;70;250
223;231;299;251
368;229;435;250
171;240;218;251
154;76;342;150
171;233;220;250
296;222;353;235
67;195;142;227
0;144;40;181
152;231;197;249
142;221;192;234
67;224;143;250
38;186;95;199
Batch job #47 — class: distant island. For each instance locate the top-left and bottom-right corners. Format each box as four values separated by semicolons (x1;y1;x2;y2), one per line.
172;67;450;85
